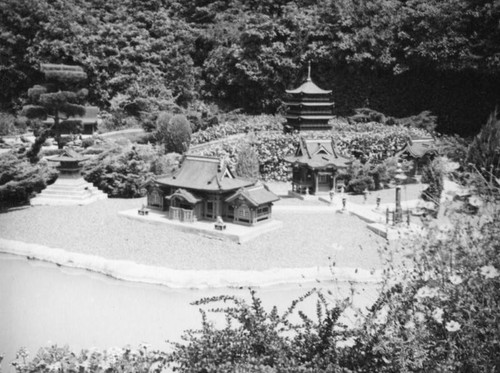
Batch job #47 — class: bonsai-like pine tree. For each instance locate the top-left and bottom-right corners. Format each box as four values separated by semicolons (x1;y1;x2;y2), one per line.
23;64;88;161
235;143;260;180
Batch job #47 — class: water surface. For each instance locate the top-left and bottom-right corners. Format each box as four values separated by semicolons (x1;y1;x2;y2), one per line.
0;254;378;371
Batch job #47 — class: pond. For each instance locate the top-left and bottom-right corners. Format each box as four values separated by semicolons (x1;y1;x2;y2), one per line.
0;254;379;372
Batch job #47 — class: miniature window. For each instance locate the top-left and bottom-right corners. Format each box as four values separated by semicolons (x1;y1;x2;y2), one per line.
238;205;250;218
257;206;269;215
318;174;329;183
149;190;161;207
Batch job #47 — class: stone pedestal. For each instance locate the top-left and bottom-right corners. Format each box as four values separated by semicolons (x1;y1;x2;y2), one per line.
30;173;107;206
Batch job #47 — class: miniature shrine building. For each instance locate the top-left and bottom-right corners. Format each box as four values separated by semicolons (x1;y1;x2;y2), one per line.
283;64;335;132
144;155;280;225
49;147;89;175
285;138;351;195
396;137;437;176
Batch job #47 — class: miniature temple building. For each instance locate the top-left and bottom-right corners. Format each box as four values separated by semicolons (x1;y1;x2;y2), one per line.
31;148;107;206
396;136;437;176
144;155;279;226
43;106;99;135
285;138;351;195
283;63;335;132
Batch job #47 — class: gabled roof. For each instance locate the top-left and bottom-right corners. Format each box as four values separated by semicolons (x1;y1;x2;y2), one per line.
225;184;280;207
286;63;332;95
285;138;351;169
48;147;89;163
156;155;254;192
165;188;203;204
397;137;437;158
285;78;332;95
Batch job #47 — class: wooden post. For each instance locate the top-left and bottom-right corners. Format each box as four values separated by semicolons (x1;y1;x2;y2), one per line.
394;186;403;224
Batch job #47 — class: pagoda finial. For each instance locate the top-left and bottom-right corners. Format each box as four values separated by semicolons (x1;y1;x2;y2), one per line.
307;61;311;81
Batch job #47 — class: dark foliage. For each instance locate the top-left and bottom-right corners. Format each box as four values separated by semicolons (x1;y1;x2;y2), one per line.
1;0;499;136
0;152;58;208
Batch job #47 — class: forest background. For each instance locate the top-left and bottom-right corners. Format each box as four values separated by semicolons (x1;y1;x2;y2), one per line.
1;0;500;137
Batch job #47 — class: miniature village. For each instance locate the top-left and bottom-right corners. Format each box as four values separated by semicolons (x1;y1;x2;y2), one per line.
5;63;443;245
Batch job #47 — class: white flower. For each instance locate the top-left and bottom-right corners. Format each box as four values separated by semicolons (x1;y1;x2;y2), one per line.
374;305;389;325
438;222;454;232
445;320;461;332
414;311;426;323
468;195;483;208
432;308;444;324
414;286;439;299
337;337;356;348
449;274;463;285
471;229;483;241
480;265;499;279
404;320;415;330
436;232;450;242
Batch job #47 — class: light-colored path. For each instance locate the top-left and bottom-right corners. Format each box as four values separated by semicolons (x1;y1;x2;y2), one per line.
0;182;425;288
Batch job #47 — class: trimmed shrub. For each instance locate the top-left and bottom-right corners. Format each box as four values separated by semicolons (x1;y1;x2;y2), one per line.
421;157;446;211
235;143;260;179
0;153;58;208
348;175;375;194
82;144;172;198
163;114;191;154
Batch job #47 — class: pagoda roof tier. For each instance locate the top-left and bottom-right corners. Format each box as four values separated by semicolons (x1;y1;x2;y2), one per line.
48;148;89;163
156;155;254;192
285;138;351;169
285;115;335;120
286;78;332;95
225;184;280;207
284;102;334;107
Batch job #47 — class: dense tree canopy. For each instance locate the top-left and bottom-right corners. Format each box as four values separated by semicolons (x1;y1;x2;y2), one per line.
1;0;499;135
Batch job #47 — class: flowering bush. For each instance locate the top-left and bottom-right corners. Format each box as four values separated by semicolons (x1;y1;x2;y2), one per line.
191;115;284;145
197;121;428;182
12;344;168;373
349;172;500;372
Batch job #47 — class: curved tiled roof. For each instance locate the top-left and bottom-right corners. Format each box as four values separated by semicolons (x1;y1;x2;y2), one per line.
225;184;280;207
284;138;351;169
285;78;332;95
397;137;437;158
156;155;254;192
48;148;89;163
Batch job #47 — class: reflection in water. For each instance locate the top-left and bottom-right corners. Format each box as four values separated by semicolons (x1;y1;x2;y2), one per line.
0;254;379;372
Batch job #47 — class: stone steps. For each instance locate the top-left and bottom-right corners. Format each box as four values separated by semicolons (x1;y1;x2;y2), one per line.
31;176;107;206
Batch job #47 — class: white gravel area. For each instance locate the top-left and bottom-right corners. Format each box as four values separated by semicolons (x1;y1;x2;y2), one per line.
0;196;388;271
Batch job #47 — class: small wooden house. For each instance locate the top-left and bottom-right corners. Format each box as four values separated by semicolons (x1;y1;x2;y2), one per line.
396;137;437;176
285;138;351;195
144;155;279;225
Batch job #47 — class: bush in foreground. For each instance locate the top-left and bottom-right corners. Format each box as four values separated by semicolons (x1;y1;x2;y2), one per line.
0;153;58;208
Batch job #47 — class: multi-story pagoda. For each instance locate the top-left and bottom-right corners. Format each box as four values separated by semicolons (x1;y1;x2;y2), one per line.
283;63;335;132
